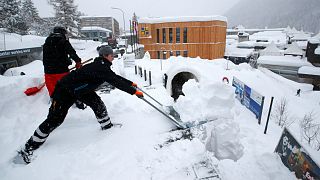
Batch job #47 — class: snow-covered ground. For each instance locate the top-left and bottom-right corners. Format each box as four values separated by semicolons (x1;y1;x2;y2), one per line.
0;34;319;180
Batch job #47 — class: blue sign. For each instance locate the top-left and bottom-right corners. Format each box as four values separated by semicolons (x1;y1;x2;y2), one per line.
275;128;320;180
232;77;265;123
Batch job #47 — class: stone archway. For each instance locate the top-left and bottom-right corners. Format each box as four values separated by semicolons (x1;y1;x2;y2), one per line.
171;72;198;100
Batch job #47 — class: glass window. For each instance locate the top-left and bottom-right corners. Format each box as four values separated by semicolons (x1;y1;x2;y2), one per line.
93;32;98;37
169;28;173;43
156;29;160;43
170;51;173;56
157;51;161;59
183;27;188;43
176;51;180;56
176;28;180;43
183;51;188;57
162;28;166;43
100;32;106;37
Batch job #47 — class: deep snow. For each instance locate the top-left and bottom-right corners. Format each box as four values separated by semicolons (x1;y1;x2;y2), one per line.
0;33;319;180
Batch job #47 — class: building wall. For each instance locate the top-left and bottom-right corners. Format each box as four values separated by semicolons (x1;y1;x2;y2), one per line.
138;21;227;60
80;17;120;37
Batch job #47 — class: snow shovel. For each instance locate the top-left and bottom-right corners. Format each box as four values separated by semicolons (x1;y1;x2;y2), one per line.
137;87;187;129
24;58;93;96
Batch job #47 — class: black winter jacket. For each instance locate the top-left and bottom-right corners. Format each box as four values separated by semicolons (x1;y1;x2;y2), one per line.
43;33;81;74
53;57;136;100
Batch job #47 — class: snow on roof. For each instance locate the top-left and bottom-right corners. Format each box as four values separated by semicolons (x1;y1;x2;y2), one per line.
225;46;254;57
139;15;227;24
237;41;255;48
260;41;282;56
298;66;320;76
81;26;112;32
250;31;287;45
284;42;304;55
257;55;312;67
315;47;320;55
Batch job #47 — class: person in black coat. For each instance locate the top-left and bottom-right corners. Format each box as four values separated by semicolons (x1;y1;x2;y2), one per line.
16;45;143;164
43;26;82;97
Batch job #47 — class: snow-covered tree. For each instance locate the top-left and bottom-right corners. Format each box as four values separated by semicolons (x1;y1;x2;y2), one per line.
0;0;27;34
21;0;41;33
49;0;82;37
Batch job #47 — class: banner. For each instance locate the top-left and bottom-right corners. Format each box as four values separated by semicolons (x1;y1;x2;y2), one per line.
275;128;320;180
232;77;265;123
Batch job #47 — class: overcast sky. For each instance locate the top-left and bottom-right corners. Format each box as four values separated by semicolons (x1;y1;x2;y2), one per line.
32;0;241;29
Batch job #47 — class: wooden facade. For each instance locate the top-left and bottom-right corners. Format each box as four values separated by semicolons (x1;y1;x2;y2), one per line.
138;18;227;60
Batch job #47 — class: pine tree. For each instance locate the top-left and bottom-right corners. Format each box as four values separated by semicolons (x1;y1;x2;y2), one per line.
21;0;41;33
0;0;27;34
49;0;82;37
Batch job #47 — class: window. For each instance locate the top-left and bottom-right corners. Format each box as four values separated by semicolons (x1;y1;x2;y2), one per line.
176;51;180;56
183;27;188;43
162;28;166;43
170;51;173;56
156;29;160;43
157;51;161;59
169;28;173;43
100;32;106;37
183;51;188;57
92;32;98;37
176;28;180;43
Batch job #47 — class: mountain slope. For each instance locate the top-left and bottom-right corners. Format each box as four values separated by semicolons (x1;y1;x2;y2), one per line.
225;0;320;33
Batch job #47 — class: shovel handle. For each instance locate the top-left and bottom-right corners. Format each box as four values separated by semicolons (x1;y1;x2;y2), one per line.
140;97;185;129
137;87;163;107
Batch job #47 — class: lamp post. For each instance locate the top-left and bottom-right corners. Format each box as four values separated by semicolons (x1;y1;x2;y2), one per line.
111;7;126;51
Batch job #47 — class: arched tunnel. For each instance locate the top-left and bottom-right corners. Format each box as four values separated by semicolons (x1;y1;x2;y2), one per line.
171;72;198;100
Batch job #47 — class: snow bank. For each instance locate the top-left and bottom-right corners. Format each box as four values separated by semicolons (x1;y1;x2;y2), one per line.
174;79;235;123
206;118;244;161
3;60;44;77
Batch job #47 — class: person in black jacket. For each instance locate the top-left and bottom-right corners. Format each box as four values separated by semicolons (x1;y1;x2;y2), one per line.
15;45;143;164
43;26;82;97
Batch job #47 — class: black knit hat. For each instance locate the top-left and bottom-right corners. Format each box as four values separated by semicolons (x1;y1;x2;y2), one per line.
98;45;113;57
53;26;67;34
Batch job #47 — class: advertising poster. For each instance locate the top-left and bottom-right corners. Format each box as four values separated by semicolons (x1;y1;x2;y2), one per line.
275;128;320;180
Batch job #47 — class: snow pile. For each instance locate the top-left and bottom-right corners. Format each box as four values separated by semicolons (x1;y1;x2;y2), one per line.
3;60;44;77
174;79;235;123
206;118;244;161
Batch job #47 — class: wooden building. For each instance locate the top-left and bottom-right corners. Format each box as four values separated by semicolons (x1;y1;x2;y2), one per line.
138;16;227;60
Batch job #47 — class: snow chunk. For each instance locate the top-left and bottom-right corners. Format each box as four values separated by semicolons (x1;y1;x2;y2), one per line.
174;80;235;123
205;118;244;161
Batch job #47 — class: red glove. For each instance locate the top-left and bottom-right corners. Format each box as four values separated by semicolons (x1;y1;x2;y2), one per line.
134;90;143;98
132;82;138;88
75;62;82;69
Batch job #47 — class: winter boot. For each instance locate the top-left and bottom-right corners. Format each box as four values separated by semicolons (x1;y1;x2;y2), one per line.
13;147;33;164
101;122;113;130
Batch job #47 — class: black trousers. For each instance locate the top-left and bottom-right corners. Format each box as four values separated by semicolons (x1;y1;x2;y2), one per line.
24;88;109;152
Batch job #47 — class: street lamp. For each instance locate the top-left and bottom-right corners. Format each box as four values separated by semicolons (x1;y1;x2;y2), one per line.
111;7;127;52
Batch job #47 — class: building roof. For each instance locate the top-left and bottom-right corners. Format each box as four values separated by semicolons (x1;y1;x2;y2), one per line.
139;15;227;24
260;42;283;56
284;42;304;56
257;55;311;67
81;26;112;32
298;66;320;76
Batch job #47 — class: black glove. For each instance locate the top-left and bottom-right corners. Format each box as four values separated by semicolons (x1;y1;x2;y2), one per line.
75;100;87;110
